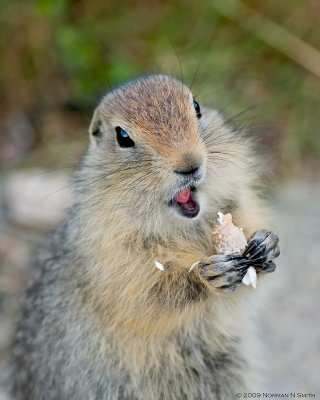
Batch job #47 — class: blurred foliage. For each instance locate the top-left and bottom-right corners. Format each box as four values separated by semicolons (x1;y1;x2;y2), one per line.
0;0;319;176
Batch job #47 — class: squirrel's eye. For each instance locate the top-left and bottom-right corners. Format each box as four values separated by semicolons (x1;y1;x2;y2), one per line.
115;126;135;148
193;100;202;119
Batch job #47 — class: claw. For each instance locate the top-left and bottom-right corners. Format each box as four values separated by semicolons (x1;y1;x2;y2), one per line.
243;231;279;259
256;260;276;273
242;240;259;257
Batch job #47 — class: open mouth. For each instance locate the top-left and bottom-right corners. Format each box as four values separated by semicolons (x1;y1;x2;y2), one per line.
169;186;200;218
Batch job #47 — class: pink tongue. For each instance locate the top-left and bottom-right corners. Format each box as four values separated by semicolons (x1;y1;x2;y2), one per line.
175;187;191;204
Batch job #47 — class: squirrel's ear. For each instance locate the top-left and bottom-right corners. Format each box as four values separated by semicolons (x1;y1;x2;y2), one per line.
89;108;103;144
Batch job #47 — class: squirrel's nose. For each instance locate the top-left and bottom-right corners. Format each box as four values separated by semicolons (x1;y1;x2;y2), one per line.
174;165;200;176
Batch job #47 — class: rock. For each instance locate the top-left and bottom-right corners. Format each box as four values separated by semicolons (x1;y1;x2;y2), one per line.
0;391;12;400
4;170;72;226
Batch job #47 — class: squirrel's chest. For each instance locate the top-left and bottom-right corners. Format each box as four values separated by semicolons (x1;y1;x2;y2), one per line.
98;334;248;400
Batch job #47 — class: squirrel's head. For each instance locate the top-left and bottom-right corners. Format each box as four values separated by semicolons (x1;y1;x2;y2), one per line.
78;74;250;237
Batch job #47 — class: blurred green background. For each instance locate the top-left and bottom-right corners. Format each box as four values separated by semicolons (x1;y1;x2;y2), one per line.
0;0;319;176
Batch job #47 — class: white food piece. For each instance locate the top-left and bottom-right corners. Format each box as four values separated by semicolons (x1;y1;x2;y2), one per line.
213;212;257;289
217;211;224;225
212;212;247;255
155;260;164;271
242;266;257;289
189;261;199;272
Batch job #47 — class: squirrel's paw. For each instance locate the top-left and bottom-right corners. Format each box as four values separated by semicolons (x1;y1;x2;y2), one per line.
243;229;280;273
198;254;248;291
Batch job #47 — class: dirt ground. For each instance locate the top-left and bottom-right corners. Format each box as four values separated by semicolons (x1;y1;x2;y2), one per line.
257;179;320;396
0;172;319;399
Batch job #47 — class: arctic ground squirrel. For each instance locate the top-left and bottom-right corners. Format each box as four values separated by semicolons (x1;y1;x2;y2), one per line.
13;74;280;400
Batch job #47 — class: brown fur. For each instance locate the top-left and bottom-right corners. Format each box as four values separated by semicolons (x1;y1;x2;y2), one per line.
13;74;270;399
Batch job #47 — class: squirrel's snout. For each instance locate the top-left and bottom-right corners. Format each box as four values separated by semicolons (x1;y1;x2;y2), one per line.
173;153;205;182
174;164;200;176
174;164;203;180
173;164;205;187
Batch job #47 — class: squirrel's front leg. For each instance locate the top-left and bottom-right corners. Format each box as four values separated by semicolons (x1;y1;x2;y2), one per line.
196;229;280;291
145;229;279;322
196;254;248;291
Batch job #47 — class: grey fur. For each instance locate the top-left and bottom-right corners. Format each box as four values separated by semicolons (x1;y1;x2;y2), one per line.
13;74;279;400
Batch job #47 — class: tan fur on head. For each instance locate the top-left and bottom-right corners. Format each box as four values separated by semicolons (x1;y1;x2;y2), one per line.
97;75;198;150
